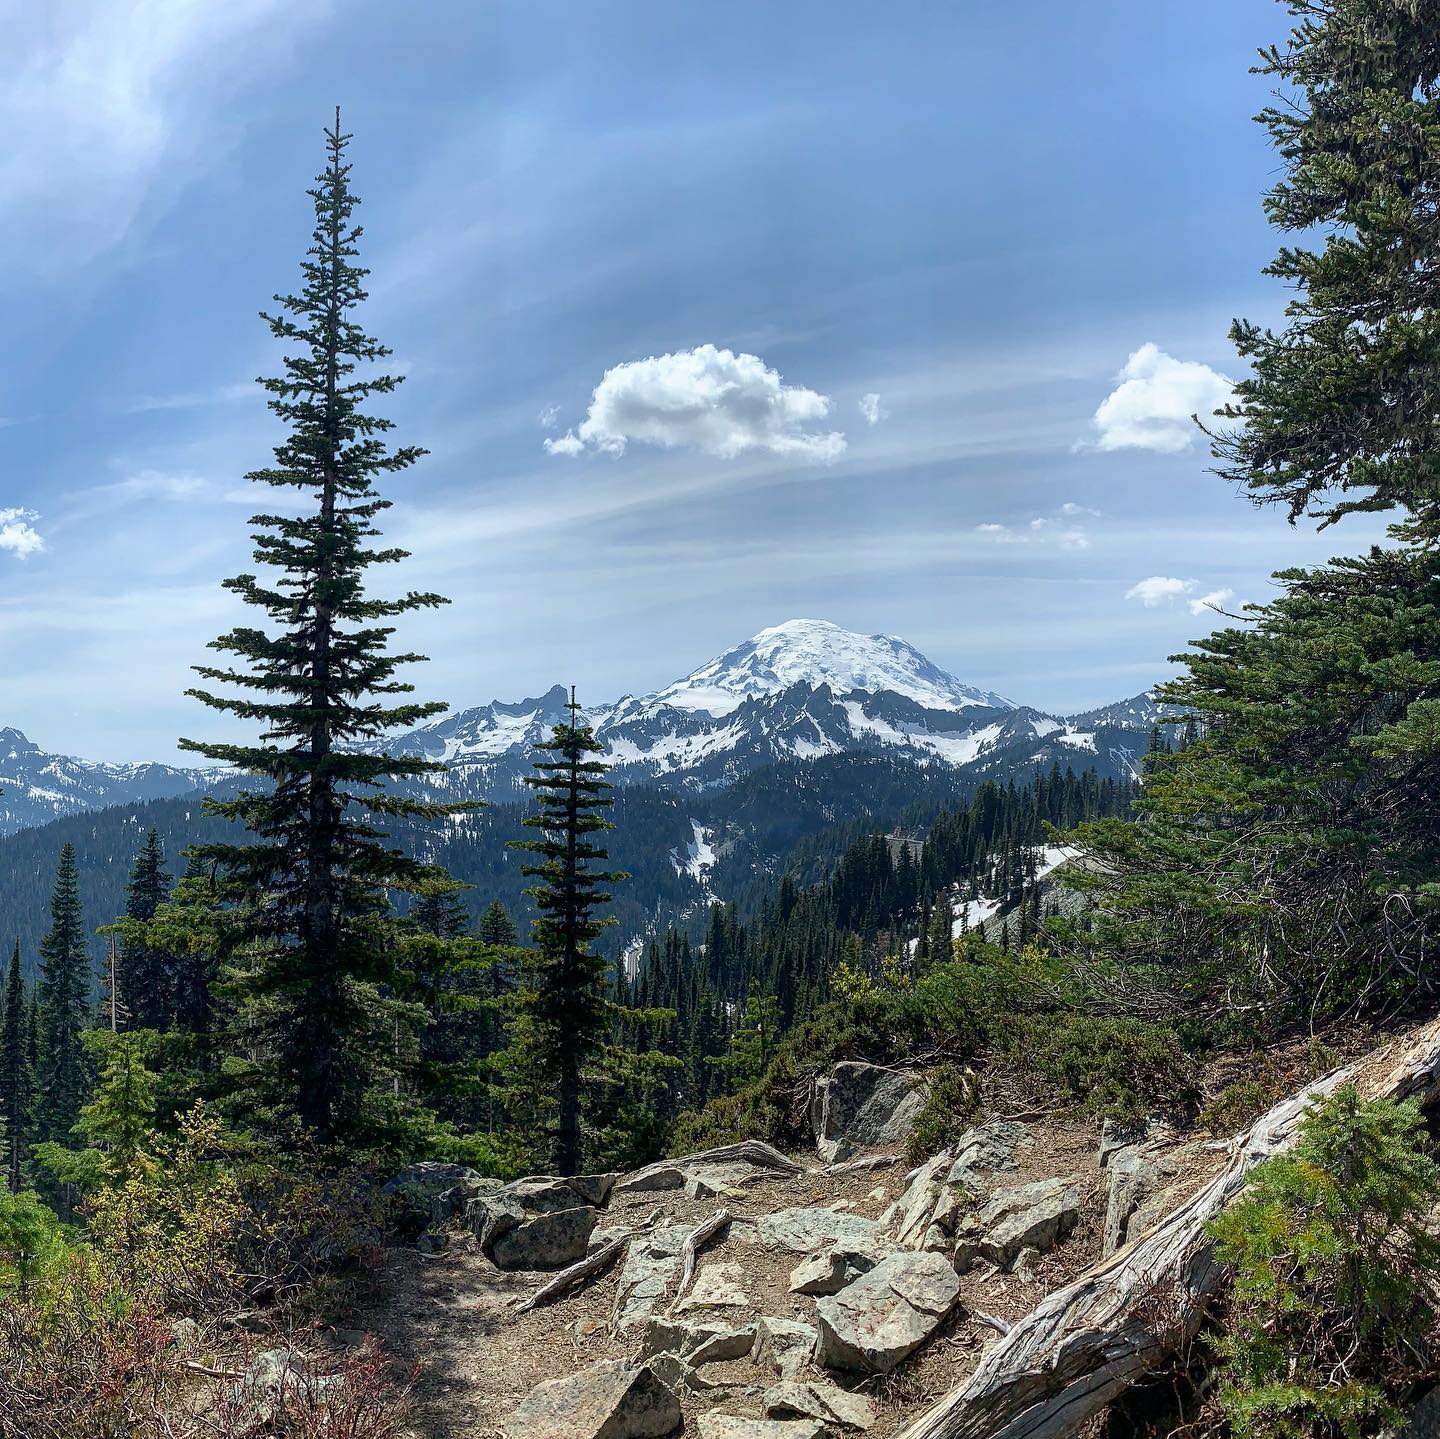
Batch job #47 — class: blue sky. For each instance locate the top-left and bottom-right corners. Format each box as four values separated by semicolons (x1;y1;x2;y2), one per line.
0;0;1385;762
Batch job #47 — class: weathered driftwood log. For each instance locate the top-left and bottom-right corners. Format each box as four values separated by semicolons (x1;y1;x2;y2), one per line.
672;1207;733;1306
618;1139;805;1192
511;1237;628;1314
894;1017;1440;1439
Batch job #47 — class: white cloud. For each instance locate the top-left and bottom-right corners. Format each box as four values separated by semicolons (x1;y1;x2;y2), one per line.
1083;343;1236;453
1187;587;1234;616
1125;575;1197;607
977;508;1092;551
537;403;561;430
0;508;44;558
544;344;846;462
858;392;887;426
1060;501;1100;517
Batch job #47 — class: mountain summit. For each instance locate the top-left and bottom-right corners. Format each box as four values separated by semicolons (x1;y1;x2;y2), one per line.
648;618;1015;716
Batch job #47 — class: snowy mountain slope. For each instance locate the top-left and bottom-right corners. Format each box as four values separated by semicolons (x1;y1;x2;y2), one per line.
380;620;1151;800
0;727;208;838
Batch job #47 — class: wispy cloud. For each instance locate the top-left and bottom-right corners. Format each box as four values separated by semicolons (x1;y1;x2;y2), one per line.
858;392;887;426
0;0;327;271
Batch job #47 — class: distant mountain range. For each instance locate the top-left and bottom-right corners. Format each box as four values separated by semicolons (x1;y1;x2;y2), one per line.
0;618;1165;836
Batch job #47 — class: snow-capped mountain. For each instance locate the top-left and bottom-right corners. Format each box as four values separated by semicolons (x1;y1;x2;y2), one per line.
383;619;1152;800
0;727;208;837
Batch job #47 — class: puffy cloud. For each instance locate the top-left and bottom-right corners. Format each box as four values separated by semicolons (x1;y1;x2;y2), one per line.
1084;343;1236;453
544;344;846;462
1125;575;1196;607
1187;587;1234;616
0;508;43;558
858;392;887;426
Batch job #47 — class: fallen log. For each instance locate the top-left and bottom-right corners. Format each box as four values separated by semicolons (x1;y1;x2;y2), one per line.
616;1139;805;1193
894;1016;1440;1439
672;1207;732;1306
512;1206;665;1314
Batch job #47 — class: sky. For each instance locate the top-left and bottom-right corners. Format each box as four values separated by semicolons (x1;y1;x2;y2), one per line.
0;0;1390;763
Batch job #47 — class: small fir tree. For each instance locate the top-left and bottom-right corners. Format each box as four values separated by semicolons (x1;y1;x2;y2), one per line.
1;943;30;1192
509;691;629;1175
114;830;175;1030
36;844;92;1149
478;899;519;947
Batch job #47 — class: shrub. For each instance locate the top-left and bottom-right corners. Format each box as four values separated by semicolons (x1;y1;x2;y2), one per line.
904;1062;980;1165
1208;1086;1440;1439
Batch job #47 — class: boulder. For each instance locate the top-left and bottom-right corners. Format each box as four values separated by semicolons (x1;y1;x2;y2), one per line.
676;1261;751;1312
973;1176;1080;1271
641;1315;755;1364
613;1226;690;1332
380;1162;498;1235
814;1250;962;1374
788;1239;890;1295
752;1316;818;1379
489;1206;597;1271
615;1163;689;1195
811;1062;929;1162
731;1207;879;1255
765;1379;877;1431
415;1230;449;1255
1405;1386;1440;1438
946;1120;1032;1191
227;1348;343;1426
506;1360;681;1439
1100;1123;1192;1256
697;1419;825;1439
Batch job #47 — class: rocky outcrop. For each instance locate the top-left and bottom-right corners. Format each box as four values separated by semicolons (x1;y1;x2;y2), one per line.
957;1175;1081;1272
814;1250;962;1374
765;1379;877;1430
731;1207;879;1255
752;1316;818;1379
613;1225;692;1331
381;1162;499;1235
1099;1119;1190;1256
811;1062;930;1162
472;1174;612;1271
788;1238;890;1295
642;1316;756;1365
615;1142;803;1197
505;1359;681;1439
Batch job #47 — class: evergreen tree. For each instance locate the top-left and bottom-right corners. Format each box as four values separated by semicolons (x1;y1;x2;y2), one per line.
478;899;518;947
180;115;458;1146
509;692;629;1175
116;830;174;1030
1;943;29;1192
36;844;92;1149
1214;2;1440;542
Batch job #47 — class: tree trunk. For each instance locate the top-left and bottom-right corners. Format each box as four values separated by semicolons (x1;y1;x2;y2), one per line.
893;1016;1440;1439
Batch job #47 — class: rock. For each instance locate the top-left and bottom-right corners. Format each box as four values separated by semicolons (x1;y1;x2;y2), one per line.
676;1261;751;1312
380;1162;497;1235
1101;1126;1188;1256
975;1176;1080;1270
228;1348;343;1425
591;1224;633;1255
169;1317;200;1354
505;1359;681;1439
612;1226;691;1332
814;1250;962;1374
731;1207;879;1254
946;1120;1032;1191
642;1316;755;1364
1405;1386;1440;1438
788;1239;890;1295
765;1379;877;1430
698;1419;826;1439
489;1206;598;1271
811;1062;929;1162
415;1230;449;1255
615;1163;689;1195
752;1316;817;1379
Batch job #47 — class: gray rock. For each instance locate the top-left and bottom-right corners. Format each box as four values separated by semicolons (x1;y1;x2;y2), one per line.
676;1261;751;1312
698;1418;825;1439
612;1226;691;1332
641;1314;757;1365
615;1163;689;1195
752;1316;818;1379
590;1224;633;1255
489;1206;598;1271
415;1230;449;1255
765;1379;877;1430
1405;1386;1440;1438
788;1239;890;1295
975;1176;1080;1270
505;1359;681;1439
731;1207;879;1254
228;1348;343;1425
380;1162;497;1234
1100;1125;1189;1256
946;1120;1032;1190
812;1062;929;1162
814;1250;962;1374
169;1317;200;1354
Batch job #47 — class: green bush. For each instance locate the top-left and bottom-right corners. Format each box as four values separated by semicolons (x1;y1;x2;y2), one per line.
904;1062;980;1165
1208;1086;1440;1439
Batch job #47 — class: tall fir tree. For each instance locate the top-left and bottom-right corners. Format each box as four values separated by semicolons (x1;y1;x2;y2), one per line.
116;830;175;1031
181;114;458;1147
36;844;92;1150
509;692;629;1175
2;942;29;1192
477;899;518;947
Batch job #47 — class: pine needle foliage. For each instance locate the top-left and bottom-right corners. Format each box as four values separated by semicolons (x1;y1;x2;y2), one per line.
1209;1085;1440;1439
180;113;461;1147
1214;1;1440;539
